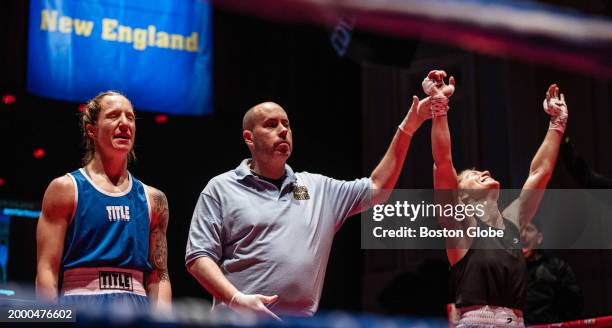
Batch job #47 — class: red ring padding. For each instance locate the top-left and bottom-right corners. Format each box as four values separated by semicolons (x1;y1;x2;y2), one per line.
530;315;612;328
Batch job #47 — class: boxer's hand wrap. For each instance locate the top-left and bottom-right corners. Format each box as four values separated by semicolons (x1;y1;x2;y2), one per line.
430;94;450;117
543;84;568;133
422;70;455;97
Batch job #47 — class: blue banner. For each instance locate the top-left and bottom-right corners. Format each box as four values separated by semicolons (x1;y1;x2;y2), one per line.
27;0;212;115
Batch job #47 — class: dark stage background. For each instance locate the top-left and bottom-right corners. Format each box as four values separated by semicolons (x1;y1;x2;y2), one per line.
1;0;612;321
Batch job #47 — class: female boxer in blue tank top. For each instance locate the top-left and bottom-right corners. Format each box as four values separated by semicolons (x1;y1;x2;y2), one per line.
425;71;567;327
36;91;172;314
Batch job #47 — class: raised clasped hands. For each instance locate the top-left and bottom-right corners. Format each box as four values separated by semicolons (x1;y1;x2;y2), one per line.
400;70;457;135
422;70;454;118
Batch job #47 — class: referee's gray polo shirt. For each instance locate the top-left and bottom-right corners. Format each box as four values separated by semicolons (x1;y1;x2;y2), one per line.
186;159;372;316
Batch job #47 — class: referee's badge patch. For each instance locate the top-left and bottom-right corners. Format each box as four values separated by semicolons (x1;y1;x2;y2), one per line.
293;185;310;200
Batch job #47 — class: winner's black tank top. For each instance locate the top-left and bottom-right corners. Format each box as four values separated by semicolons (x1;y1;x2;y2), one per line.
450;218;527;310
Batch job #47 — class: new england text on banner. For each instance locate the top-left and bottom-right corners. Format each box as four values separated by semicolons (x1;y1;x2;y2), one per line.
27;0;212;115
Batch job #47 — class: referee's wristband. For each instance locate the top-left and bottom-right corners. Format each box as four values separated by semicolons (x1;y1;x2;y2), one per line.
228;291;242;308
398;125;413;137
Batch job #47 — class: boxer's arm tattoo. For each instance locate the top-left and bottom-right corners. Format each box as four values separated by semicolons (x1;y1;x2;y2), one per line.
150;189;169;282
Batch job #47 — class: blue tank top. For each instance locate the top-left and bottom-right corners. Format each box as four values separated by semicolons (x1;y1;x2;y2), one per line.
61;169;152;273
